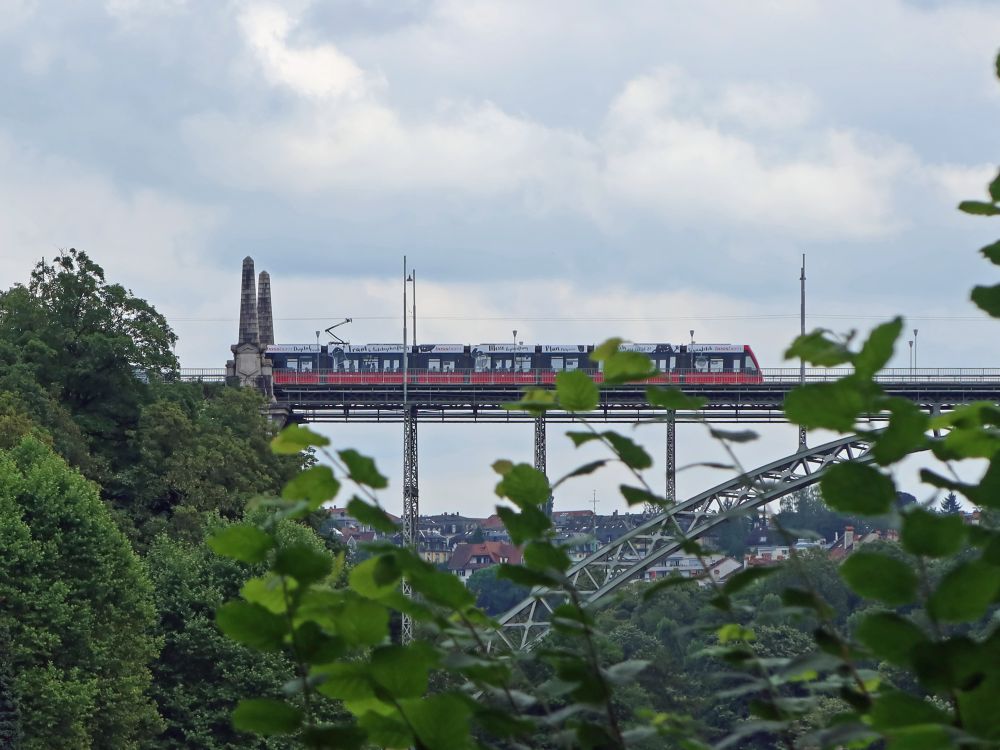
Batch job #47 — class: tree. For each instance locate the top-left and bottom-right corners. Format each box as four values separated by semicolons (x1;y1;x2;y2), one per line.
466;565;529;615
0;250;176;481
940;492;962;514
119;384;304;546
0;437;162;749
145;515;342;750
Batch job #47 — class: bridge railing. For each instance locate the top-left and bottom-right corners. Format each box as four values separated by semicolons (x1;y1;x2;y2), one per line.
177;368;228;382
264;367;1000;387
761;367;1000;383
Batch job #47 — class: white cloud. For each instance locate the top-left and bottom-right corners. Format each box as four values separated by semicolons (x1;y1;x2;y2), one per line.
0;132;221;314
239;4;373;100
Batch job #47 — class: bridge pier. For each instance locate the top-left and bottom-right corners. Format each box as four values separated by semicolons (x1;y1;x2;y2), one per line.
401;405;419;644
664;410;676;508
534;416;553;517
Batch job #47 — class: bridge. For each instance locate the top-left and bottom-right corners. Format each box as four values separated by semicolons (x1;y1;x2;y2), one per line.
189;257;1000;644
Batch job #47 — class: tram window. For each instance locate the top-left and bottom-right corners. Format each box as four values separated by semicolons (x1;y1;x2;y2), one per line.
733;359;741;372
383;359;391;371
670;356;676;371
566;358;579;371
710;358;723;373
429;359;441;372
364;357;378;371
474;354;488;372
301;360;313;372
515;355;531;372
287;357;298;370
552;357;564;371
695;356;708;372
443;360;456;372
745;356;757;372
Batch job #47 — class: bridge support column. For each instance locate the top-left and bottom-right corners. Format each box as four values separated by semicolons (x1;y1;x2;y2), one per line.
798;425;808;452
664;411;676;508
534;416;553;517
401;405;419;644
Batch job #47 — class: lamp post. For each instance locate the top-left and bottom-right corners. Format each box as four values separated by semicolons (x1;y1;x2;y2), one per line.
913;328;918;371
513;329;517;344
909;340;913;374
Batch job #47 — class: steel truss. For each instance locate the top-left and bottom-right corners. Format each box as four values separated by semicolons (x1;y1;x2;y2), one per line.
492;433;876;652
401;405;419;643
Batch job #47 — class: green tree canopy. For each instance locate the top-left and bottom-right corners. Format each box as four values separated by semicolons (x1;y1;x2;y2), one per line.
0;437;162;749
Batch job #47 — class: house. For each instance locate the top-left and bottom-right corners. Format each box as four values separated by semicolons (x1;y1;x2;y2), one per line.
447;542;523;583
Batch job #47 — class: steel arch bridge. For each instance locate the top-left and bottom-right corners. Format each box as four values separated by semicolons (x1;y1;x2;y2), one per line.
492;433;878;652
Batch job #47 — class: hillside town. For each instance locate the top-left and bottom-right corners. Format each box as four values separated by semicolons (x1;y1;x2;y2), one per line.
319;498;981;588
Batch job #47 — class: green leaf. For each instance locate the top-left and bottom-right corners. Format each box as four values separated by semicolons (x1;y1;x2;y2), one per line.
708;428;758;443
971;283;1000;317
645;387;707;410
602;660;650;685
314;662;374;701
981;239;1000;265
331;595;390;646
496;505;551;545
337;449;388;489
722;567;779;595
273;544;333;585
869;690;952;730
271;423;330;454
495;464;550;507
498;563;560;588
554;460;608;485
349;556;402;600
408;565;476;609
491;459;513;475
357;712;413;749
853;317;902;379
207;524;275;564
556;370;599;411
821;463;897;515
619;485;668;508
840;552;918;605
232;698;303;736
784;380;865;431
872;398;930;465
901;508;966;558
959;200;1000;216
216;601;287;651
987;170;1000;202
293;621;345;665
603;351;656;384
504;388;557;414
523;541;571;573
603;431;652;469
346;498;399;533
968;454;1000;509
784;330;853;366
370;643;437;699
241;574;292;614
566;431;602;447
399;694;472;750
282;465;341;510
855;612;929;667
590;338;624;361
928;560;1000;623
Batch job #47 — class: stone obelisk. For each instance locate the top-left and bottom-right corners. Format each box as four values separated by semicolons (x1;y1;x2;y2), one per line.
257;271;274;346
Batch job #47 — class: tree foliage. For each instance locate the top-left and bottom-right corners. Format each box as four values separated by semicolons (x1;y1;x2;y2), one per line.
0;438;162;749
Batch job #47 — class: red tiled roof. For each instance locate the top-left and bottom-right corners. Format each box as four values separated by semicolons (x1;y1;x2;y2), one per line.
448;541;523;571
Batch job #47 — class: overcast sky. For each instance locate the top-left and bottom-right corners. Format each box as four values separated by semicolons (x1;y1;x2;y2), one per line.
2;0;998;515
